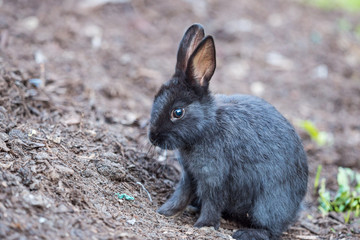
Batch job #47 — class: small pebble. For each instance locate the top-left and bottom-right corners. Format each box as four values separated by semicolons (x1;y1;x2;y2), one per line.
29;78;42;88
266;52;294;70
313;64;328;79
54;164;75;175
250;82;265;97
22;192;51;208
35;152;50;160
126;218;136;225
19;16;39;31
38;217;47;224
0;132;9;142
0;138;10;152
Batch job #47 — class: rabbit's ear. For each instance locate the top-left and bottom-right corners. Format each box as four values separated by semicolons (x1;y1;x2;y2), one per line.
176;24;205;73
186;36;216;88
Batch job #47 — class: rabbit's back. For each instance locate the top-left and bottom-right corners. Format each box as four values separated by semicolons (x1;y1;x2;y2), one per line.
214;94;305;165
210;94;308;230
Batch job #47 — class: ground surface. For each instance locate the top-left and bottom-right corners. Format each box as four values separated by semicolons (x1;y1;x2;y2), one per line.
0;0;360;239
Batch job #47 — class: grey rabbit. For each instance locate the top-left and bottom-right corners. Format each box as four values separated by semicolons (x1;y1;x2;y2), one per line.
148;24;308;240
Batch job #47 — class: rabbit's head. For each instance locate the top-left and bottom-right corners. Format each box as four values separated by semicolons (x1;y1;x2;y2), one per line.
149;24;216;150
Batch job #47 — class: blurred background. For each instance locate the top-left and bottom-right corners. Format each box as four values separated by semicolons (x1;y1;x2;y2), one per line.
0;0;359;239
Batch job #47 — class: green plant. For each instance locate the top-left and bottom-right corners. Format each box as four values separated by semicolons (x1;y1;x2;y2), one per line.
316;166;360;223
297;120;333;147
304;0;360;12
314;165;323;194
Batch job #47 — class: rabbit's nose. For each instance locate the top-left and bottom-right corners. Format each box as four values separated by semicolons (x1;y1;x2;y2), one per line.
148;131;157;144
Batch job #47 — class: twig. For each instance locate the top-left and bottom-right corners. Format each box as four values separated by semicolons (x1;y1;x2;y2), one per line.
300;222;325;235
136;181;152;203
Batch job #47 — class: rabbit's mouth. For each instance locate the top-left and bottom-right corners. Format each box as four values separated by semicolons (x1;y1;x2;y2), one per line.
149;131;178;150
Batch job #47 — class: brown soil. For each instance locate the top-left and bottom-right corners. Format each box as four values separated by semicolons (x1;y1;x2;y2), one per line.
1;0;359;239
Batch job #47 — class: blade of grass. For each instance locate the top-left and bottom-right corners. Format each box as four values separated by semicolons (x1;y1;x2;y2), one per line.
314;165;322;195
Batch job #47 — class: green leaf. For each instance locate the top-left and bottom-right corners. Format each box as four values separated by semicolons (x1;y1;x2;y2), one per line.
339;204;345;212
344;211;351;224
297;120;332;147
356;205;360;217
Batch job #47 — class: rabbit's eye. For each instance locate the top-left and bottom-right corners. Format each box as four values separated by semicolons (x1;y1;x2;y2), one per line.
171;108;185;121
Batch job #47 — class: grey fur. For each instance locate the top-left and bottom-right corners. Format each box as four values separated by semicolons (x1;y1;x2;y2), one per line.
149;24;308;240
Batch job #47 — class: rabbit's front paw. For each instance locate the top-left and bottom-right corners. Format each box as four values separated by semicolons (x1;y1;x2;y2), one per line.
157;201;184;217
232;229;271;240
194;217;220;230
